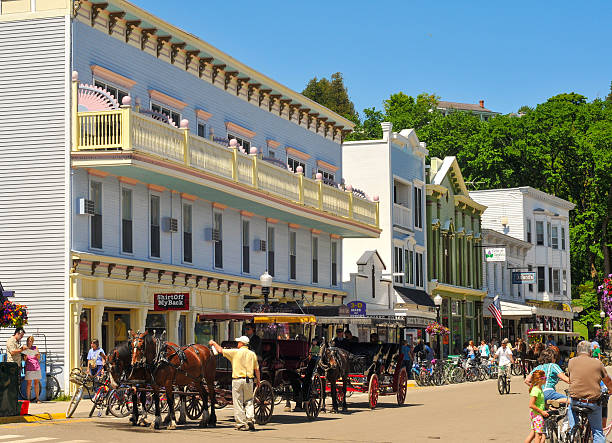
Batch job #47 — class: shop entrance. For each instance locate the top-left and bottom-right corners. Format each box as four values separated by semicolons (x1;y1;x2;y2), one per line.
103;308;132;352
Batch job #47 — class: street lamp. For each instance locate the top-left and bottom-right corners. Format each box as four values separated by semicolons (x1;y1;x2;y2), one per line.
531;306;538;330
434;294;443;359
260;271;273;306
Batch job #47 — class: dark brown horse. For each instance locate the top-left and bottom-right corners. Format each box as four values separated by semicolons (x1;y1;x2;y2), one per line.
131;331;216;429
318;341;351;413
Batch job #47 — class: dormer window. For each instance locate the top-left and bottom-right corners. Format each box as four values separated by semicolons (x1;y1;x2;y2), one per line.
151;102;181;127
94;80;129;104
227;133;250;151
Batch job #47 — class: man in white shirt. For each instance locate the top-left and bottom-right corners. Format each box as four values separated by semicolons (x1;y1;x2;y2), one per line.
496;338;514;379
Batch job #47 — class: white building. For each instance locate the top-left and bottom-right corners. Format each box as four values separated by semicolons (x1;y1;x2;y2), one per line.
471;187;575;335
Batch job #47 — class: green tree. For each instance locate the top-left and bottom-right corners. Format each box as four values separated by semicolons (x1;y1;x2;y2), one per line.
302;72;359;123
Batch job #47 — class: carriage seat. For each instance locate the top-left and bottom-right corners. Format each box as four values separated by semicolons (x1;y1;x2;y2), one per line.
277;340;309;370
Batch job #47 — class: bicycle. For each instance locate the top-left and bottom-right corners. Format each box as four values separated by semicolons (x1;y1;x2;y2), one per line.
498;365;510;395
543;401;568;443
67;368;107;418
511;357;524;376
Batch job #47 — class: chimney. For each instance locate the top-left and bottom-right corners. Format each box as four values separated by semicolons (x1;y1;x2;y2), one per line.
479;100;484;108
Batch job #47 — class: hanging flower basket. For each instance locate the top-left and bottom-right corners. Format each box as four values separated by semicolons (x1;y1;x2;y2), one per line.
426;321;450;336
0;299;28;328
598;275;612;320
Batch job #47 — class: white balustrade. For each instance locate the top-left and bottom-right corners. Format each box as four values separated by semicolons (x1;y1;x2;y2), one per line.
189;135;234;179
257;160;300;202
132;113;184;162
393;203;412;229
321;186;350;218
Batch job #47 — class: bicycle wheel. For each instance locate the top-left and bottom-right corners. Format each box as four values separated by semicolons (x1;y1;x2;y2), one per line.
108;388;131;418
505;377;511;394
412;370;421;386
46;375;61;400
89;386;108;418
66;385;84;418
511;362;521;376
497;376;505;395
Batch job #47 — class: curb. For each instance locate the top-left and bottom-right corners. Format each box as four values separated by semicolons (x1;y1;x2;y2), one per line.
0;412;66;424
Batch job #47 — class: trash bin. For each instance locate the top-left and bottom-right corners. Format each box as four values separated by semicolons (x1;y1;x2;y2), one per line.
0;362;20;417
19;353;47;401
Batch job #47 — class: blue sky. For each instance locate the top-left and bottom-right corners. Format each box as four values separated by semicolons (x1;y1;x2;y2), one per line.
130;0;611;115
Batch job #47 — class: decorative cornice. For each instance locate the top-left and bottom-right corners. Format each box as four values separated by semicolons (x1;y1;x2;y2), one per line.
225;121;256;139
288;223;301;229
266;218;279;224
195;109;213;121
316;159;338;172
87;168;109;178
149;89;187;110
240;210;254;217
118;176;140;185
147;183;167;192
266;139;281;149
212;202;227;210
286;147;310;161
91;65;137;90
181;192;197;201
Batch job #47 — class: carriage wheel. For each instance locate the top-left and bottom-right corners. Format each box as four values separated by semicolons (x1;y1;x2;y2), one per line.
396;368;407;405
185;394;204;420
368;374;379;409
254;380;275;425
305;373;323;421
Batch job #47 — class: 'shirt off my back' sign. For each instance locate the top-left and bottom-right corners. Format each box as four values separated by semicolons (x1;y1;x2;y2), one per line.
154;293;189;311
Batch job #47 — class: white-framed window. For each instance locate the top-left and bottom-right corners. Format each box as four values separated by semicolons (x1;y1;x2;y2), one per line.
331;241;338;286
267;226;275;277
268;149;276;158
94;79;129;104
151;102;181;127
183;203;192;263
289;231;297;280
317;169;335;183
536;221;544;245
552;269;560;294
562;270;567;296
404;249;414;286
197;122;206;138
394;246;404;284
288;157;306;174
242;219;250;274
90;181;103;250
121;187;133;254
552;226;558;249
312;236;318;284
547;222;552;247
228;133;250;150
414;186;423;229
416;252;424;288
213;212;223;269
150;194;161;258
561;227;566;250
526;218;532;243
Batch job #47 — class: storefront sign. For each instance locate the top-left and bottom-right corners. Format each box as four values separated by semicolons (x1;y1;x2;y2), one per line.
485;248;506;262
512;271;536;284
154;293;189;311
347;301;366;316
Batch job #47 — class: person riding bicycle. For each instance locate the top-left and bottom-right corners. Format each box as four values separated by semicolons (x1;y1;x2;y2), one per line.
524;348;570;404
567;340;612;443
495;338;514;380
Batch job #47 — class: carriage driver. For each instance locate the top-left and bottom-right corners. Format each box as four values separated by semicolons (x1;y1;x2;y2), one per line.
209;336;261;431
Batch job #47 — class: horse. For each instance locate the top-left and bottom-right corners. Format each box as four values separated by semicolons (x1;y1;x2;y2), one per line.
317;341;352;413
131;331;216;429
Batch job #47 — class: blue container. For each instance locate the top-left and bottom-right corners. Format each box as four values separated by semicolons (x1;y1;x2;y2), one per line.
19;353;46;401
0;353;5;363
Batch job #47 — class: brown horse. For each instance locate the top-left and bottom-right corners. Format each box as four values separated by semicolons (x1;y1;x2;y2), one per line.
131;331;216;429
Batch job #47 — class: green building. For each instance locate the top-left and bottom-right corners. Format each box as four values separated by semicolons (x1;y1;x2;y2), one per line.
426;157;487;356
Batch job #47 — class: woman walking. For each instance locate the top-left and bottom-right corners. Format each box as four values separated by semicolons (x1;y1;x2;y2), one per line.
524;369;548;443
87;339;106;376
24;336;42;403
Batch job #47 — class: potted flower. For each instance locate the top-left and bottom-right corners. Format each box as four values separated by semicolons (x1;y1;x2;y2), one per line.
0;299;28;328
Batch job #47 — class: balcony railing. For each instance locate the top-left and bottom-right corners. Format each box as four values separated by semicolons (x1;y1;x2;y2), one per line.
393;203;412;229
73;108;379;228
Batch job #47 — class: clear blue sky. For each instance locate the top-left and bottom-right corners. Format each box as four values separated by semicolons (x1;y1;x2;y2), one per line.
130;0;611;115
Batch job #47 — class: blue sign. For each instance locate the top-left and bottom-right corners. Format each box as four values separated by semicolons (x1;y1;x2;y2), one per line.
512;272;536;285
2;291;14;297
347;301;366;316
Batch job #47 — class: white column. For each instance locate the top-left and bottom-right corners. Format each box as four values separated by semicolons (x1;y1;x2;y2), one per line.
70;301;83;370
186;310;196;344
132;308;148;334
167;311;179;343
91;304;104;344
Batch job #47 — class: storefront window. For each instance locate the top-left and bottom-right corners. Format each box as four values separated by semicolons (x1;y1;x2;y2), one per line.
113;313;130;345
195;321;218;344
146;313;167;336
79;308;91;367
178;314;186;346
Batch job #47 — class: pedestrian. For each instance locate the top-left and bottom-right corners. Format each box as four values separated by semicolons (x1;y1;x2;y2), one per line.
344;329;358;343
209;336;260;431
593;342;602;359
87;339;106;376
524;369;548;443
244;324;261;357
310;338;320;357
400;339;413;375
79;315;88;366
331;328;344;347
466;340;477;360
24;336;42;403
479;340;490;359
524;348;569;404
5;327;26;366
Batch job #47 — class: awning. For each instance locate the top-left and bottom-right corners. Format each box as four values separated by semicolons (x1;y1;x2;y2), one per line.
394;286;434;307
483;299;533;318
197;312;316;324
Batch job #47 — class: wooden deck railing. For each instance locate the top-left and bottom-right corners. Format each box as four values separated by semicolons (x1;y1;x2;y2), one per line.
73;108;378;228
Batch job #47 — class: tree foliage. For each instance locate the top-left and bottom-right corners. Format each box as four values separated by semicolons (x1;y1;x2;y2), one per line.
302;72;359;124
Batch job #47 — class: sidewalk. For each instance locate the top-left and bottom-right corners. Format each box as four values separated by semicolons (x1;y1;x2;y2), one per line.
0;399;89;424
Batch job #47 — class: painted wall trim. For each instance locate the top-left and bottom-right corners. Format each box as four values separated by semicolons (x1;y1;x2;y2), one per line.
225;121;256;139
91;65;137;90
286;146;310;161
316;159;338;172
149;89;187;110
195;109;213;121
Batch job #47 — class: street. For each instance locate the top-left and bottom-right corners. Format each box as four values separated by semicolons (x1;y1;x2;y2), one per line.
1;375;541;443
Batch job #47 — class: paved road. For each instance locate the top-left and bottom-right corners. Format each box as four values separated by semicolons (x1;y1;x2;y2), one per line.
0;376;549;443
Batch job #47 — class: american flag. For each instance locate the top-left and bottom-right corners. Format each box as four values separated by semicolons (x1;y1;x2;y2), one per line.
488;295;503;328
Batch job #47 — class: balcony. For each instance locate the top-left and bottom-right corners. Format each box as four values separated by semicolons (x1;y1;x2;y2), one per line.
72;108;380;236
393;203;412;229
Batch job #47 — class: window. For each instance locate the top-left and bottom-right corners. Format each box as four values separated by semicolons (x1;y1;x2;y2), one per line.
312;237;318;283
121;188;133;253
289;231;297;280
242;220;250;273
537;266;545;292
562;270;567;296
547;222;552;247
90;181;102;249
227;133;250;151
416;252;424;287
405;250;414;285
457;238;463;286
151;102;180;127
552;226;558;249
150;195;160;258
197;122;206;138
183;204;192;263
553;269;560;294
548;267;553;293
317;170;335;183
528;265;533;292
414;186;423;229
536;221;544;245
288;157;306;174
268;149;276;158
526;219;532;243
267;226;275;277
213;212;223;269
561;227;566;250
331;241;338;286
94;80;128;104
394;247;404;284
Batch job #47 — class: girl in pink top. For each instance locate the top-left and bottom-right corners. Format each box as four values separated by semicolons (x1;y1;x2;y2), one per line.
24;336;42;403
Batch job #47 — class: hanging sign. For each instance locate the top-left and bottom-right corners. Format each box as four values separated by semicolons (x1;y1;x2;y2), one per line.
347;301;366;316
485;248;506;262
512;271;536;284
154;293;189;311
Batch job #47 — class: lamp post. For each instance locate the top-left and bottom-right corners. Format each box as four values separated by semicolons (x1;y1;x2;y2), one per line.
260;271;272;307
434;294;443;359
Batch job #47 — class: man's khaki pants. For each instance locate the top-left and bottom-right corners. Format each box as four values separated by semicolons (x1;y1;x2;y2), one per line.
232;378;254;428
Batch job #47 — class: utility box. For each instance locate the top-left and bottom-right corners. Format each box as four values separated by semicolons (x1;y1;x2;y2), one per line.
0;362;20;417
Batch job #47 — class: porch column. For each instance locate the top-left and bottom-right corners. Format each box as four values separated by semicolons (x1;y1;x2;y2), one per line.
91;304;104;344
186;310;196;344
167;311;179;344
132;307;148;334
69;301;83;370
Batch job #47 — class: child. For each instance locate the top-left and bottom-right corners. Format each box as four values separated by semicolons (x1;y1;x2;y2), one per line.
525;369;548;443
